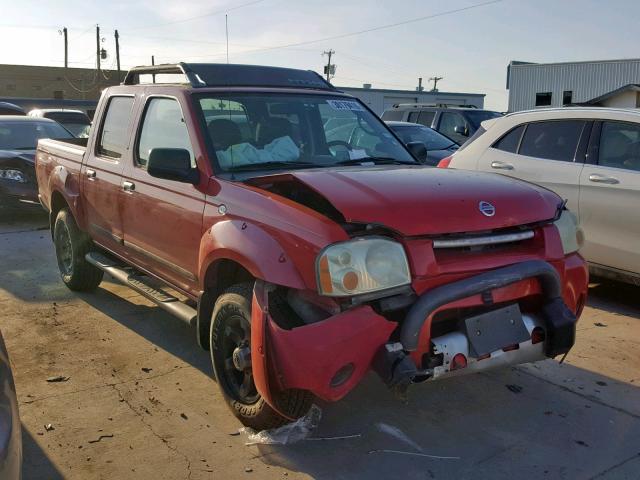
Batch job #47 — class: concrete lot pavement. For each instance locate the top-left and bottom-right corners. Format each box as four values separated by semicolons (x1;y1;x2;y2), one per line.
1;205;639;479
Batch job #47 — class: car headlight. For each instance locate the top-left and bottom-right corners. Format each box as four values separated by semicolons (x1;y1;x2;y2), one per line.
0;169;27;183
317;238;411;296
554;210;583;255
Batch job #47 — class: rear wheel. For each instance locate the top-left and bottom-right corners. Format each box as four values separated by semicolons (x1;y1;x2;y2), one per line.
209;283;313;430
53;209;103;292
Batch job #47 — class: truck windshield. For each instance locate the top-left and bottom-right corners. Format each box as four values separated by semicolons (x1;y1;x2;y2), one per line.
197;94;416;172
0;121;73;150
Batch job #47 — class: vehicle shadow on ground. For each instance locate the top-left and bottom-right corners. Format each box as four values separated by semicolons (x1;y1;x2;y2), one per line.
588;279;640;320
76;282;212;376
22;426;64;480
249;364;640;480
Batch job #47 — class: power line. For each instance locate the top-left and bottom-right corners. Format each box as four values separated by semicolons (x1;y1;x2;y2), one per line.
123;0;267;31
222;0;503;54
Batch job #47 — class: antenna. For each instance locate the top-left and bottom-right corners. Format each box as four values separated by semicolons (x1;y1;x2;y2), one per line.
225;14;229;64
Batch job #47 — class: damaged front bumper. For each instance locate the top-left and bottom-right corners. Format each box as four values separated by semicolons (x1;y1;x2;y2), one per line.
251;259;585;418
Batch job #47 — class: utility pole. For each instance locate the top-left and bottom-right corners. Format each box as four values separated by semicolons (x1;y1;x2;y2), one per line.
416;77;424;92
96;24;101;72
151;55;155;83
429;76;443;92
323;49;335;82
62;27;68;68
114;29;121;74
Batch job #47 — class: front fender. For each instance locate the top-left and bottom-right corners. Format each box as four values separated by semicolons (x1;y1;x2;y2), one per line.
198;219;306;290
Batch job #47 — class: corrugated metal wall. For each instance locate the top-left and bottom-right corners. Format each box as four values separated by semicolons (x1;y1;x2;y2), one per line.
507;59;640;112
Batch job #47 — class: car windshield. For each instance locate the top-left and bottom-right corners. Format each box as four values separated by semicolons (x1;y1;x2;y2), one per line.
197;94;416;172
0;121;73;150
465;110;503;129
389;124;456;150
61;123;91;138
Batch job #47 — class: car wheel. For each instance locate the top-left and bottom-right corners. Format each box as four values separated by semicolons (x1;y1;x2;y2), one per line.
53;209;103;292
209;283;313;431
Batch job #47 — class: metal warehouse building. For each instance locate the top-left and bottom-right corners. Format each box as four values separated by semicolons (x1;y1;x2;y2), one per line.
338;85;485;116
507;58;640;112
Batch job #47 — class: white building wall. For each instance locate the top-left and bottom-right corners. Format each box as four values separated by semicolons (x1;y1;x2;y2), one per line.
508;59;640;112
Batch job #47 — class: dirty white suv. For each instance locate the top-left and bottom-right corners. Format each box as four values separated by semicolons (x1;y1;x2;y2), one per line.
441;107;640;285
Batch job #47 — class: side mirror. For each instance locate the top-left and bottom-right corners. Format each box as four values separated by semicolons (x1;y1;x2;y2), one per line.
147;148;199;184
453;125;469;136
406;141;428;164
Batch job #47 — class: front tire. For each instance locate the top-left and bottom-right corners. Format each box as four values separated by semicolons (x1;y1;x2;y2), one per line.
209;283;313;430
53;209;103;292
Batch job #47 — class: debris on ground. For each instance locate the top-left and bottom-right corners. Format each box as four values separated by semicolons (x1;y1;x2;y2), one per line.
141;367;153;373
596;381;607;386
244;467;253;473
367;449;460;460
44;423;55;431
376;423;423;453
240;405;322;445
229;431;240;436
594;322;608;327
88;434;114;444
506;384;523;394
575;440;589;447
46;375;70;383
180;413;188;420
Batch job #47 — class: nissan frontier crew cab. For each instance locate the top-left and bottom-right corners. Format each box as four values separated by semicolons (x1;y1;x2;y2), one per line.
36;63;588;430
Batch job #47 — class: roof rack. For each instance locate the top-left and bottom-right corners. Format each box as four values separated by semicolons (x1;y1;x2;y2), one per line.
122;62;335;91
392;103;478;109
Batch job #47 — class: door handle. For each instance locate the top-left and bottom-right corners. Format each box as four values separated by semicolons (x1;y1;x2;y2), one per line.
86;169;96;179
122;181;136;192
588;173;619;185
491;161;514;170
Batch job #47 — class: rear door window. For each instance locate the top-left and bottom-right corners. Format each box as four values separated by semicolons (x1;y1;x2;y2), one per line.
97;96;135;158
438;112;467;144
492;125;525;153
519;120;584;162
598;121;640;172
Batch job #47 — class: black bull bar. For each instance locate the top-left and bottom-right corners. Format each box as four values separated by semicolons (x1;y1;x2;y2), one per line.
375;260;577;392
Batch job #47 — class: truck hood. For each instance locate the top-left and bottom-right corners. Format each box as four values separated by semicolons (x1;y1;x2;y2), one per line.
0;150;35;165
251;166;561;236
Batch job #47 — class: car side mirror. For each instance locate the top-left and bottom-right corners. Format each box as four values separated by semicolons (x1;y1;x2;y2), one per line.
406;141;428;164
453;125;469;136
147;148;199;184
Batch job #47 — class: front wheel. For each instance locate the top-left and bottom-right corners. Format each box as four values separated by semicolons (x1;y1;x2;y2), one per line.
209;283;313;430
53;209;103;292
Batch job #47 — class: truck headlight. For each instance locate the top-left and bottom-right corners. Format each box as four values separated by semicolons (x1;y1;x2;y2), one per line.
317;238;411;296
0;169;27;183
554;210;583;255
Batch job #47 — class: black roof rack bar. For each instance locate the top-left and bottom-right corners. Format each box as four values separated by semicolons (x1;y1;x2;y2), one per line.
122;62;206;87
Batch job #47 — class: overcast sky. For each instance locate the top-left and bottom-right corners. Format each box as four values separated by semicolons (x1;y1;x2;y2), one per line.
1;0;640;110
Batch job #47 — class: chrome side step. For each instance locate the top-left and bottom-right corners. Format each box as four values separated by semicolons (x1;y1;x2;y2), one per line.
85;252;197;326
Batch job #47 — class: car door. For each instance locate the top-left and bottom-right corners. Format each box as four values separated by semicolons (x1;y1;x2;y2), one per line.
81;95;136;255
120;95;205;294
476;120;589;211
578;120;640;275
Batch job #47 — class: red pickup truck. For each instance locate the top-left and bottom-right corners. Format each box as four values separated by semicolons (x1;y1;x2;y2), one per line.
36;63;588;430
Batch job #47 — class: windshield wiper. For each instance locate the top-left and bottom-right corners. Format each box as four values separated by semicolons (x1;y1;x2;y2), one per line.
332;156;417;166
227;160;318;172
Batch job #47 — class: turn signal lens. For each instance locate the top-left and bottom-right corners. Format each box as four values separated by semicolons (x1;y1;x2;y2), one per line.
531;327;546;344
437;156;453;168
450;353;467;371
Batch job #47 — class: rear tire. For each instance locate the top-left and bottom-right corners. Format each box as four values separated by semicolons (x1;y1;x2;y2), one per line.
209;283;313;430
53;209;103;292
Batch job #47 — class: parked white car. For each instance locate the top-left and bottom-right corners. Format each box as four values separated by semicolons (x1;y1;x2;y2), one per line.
441;107;640;285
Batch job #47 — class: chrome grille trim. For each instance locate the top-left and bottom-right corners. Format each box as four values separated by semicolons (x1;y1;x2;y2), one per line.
432;230;535;249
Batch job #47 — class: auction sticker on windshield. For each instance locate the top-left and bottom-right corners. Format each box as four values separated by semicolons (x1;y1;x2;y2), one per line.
326;99;365;111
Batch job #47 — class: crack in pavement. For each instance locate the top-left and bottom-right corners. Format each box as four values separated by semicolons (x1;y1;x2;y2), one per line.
111;382;193;480
19;365;190;406
588;451;640;479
